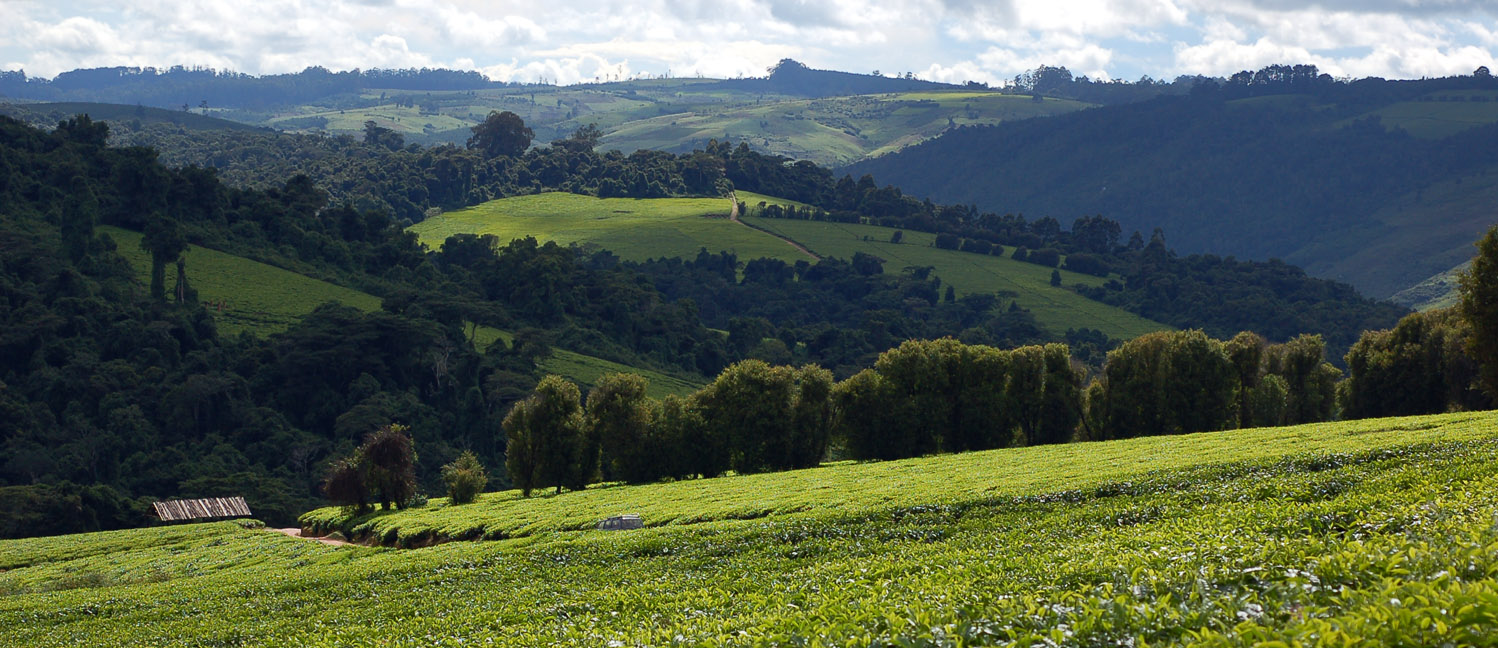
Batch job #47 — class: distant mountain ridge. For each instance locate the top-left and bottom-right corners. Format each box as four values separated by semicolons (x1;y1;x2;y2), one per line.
846;68;1498;299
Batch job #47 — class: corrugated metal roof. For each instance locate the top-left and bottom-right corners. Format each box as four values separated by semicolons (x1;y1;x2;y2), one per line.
152;497;252;521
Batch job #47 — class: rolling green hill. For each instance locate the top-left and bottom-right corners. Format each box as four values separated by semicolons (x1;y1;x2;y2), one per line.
1388;260;1470;311
739;213;1169;340
848;86;1498;301
411;192;1169;340
599;91;1092;166
103;226;700;397
5;411;1498;645
410;192;808;263
0;101;269;132
1344;90;1498;139
7;76;1092;167
103;226;381;337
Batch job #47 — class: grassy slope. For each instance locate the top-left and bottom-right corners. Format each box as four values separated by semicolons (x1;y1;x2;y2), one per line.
741;214;1169;340
1389;260;1469;311
1343;90;1498;139
103;226;699;398
413;193;1166;340
217;84;1091;165
0;102;270;132
601;91;1092;166
1286;170;1498;299
5;411;1498;645
103;226;381;337
411;192;809;262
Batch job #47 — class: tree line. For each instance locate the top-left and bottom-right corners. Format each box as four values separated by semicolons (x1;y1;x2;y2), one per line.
481;328;1351;498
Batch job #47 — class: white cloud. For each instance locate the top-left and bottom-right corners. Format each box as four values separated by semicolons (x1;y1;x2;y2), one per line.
0;0;1492;83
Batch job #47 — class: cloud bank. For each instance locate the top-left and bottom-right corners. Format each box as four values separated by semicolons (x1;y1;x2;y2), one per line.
1;0;1492;85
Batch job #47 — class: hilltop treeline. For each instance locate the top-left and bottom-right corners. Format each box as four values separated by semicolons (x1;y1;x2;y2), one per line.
491;329;1347;495
100;121;728;223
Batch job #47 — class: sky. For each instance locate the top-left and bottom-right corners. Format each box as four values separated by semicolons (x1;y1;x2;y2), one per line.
2;0;1495;86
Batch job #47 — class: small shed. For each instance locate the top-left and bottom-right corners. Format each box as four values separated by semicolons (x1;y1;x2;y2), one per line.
152;496;252;522
597;514;643;531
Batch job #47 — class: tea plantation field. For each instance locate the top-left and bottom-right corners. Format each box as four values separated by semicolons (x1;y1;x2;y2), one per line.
103;226;700;398
5;411;1497;646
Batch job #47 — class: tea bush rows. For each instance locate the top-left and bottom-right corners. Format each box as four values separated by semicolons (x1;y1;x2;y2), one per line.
3;413;1497;646
301;411;1498;545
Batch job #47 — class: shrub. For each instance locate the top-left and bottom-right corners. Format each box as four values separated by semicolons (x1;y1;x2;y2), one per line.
441;452;489;505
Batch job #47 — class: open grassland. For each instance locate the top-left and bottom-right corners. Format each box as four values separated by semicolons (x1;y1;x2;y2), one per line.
411;192;811;262
104;227;700;398
471;328;700;398
601;92;1092;166
103;226;381;337
1345;91;1498;139
5;411;1498;645
1287;171;1498;299
248;84;1090;165
740;216;1169;340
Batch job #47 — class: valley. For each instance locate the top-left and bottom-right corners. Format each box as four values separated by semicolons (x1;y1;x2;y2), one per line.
3;51;1498;648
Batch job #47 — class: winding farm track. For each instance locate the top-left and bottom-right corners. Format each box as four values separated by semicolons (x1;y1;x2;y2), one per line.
272;527;358;547
728;191;820;261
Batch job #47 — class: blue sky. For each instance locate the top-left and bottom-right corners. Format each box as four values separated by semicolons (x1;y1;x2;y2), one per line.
2;0;1494;85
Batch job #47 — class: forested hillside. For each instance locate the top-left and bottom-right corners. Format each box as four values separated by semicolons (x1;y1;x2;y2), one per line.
0;104;1403;359
848;66;1498;299
0;115;1072;536
0;103;1419;538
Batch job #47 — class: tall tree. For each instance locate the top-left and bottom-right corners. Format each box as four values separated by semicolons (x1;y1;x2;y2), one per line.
1263;335;1339;425
1224;332;1266;428
586;373;655;483
140;216;187;301
61;176;97;264
467;110;533;159
1341;308;1488;419
502;398;538;497
788;365;835;469
525;375;586;495
1461;225;1498;399
1035;343;1081;445
362;424;417;510
696;360;797;473
833;369;909;460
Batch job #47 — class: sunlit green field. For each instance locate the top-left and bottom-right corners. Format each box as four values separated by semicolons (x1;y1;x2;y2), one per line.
410;192;1164;340
411;192;811;262
5;411;1498;646
104;227;700;398
740;216;1170;340
103;226;382;337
